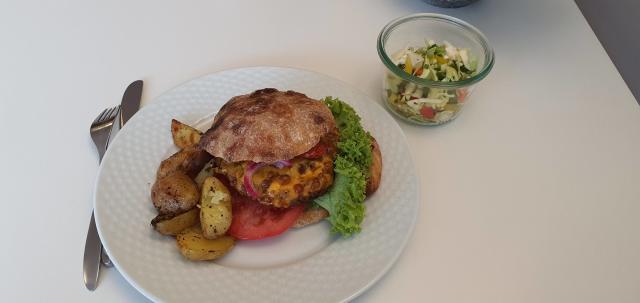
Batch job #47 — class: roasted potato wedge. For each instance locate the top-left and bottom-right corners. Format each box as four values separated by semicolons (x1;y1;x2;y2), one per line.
366;137;382;195
151;208;200;236
194;159;216;189
157;149;191;180
176;226;235;261
200;176;232;239
157;147;212;180
151;172;200;215
171;119;202;149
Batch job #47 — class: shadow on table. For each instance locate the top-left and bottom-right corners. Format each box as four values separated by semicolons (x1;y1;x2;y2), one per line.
100;267;153;302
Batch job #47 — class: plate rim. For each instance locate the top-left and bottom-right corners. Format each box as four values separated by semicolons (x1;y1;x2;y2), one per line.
94;66;419;303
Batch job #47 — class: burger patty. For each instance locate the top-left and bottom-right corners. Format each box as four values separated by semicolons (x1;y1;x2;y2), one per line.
216;154;335;208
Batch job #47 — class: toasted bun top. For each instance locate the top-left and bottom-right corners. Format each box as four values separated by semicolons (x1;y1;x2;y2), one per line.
199;88;336;163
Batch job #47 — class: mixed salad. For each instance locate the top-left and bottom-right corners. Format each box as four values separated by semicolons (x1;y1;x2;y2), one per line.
384;40;477;124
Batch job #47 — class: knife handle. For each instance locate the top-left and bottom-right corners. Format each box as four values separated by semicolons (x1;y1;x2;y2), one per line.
83;212;102;290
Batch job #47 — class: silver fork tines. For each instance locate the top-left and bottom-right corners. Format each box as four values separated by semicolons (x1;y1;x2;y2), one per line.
90;106;120;160
91;106;119;129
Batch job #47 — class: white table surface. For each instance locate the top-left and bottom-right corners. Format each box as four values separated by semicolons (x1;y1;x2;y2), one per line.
2;0;640;302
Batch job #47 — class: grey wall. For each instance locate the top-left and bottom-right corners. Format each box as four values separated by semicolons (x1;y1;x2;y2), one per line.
575;0;640;104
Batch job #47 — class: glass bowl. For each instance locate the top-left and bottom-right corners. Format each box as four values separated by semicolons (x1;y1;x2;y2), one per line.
377;13;494;125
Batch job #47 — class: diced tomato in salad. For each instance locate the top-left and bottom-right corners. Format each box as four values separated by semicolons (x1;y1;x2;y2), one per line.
420;106;435;119
456;88;469;103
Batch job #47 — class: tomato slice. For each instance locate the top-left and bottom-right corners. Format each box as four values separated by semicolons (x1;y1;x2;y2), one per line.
301;142;328;159
229;192;305;240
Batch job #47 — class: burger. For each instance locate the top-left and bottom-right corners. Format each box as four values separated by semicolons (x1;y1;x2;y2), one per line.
198;88;381;239
201;88;338;208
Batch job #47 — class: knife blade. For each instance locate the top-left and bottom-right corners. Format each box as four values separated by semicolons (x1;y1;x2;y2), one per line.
83;80;143;291
119;80;143;126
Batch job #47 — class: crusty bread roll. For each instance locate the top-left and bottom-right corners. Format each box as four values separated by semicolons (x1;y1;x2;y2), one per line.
199;88;336;163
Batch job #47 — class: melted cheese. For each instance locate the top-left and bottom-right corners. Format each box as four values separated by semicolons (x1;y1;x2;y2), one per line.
217;155;334;208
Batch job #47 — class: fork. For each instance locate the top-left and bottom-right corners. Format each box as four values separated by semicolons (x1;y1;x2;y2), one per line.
84;106;119;290
91;106;120;267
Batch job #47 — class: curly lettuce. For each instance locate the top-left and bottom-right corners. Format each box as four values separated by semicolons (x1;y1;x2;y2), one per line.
314;97;372;237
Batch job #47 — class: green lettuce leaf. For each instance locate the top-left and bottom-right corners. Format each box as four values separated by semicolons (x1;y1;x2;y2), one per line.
314;97;372;237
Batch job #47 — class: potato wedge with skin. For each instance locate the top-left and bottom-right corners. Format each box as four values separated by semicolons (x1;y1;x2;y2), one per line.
171;119;202;149
151;172;200;215
151;208;200;236
200;176;232;239
157;147;212;180
366;137;382;195
157;149;191;180
176;226;235;261
194;159;216;189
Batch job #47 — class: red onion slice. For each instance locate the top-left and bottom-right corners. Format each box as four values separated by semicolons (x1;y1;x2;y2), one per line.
273;159;292;169
243;162;265;199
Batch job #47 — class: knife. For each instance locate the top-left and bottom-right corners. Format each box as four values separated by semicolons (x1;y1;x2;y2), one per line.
100;80;143;267
83;80;143;291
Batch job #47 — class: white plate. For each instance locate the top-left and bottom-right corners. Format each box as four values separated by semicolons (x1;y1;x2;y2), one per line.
94;67;419;303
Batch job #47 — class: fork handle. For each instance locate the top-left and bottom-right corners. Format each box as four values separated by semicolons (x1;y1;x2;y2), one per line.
101;247;113;267
93;128;110;161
